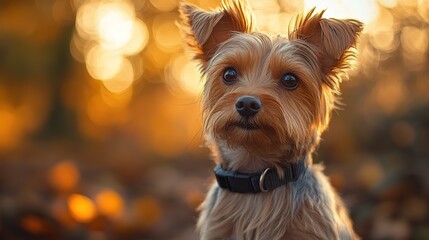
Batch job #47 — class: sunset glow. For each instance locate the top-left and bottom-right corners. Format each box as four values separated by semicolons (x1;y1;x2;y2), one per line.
96;189;124;218
303;0;378;25
67;194;97;223
73;0;148;95
1;0;428;239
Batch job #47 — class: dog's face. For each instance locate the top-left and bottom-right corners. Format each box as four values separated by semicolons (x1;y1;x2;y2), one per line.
179;1;362;154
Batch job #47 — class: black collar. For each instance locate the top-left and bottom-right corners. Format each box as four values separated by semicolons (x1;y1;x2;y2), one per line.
214;159;306;193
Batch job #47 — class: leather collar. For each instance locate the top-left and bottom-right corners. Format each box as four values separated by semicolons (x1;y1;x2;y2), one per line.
214;159;306;193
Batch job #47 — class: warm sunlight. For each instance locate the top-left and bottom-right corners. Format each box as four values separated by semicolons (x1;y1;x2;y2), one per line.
102;58;135;93
166;54;204;96
122;19;149;55
85;45;124;80
97;1;135;50
1;0;429;239
95;189;124;218
48;161;79;192
67;194;97;223
74;0;148;94
303;0;378;25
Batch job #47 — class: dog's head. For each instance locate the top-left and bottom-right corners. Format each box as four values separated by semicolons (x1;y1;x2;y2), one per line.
179;0;363;155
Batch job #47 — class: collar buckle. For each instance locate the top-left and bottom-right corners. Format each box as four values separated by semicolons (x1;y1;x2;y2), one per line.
259;168;270;192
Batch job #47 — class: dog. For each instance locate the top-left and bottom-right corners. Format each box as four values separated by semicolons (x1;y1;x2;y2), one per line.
179;1;363;239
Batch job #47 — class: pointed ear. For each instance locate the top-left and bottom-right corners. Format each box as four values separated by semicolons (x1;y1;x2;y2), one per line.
178;1;253;66
290;9;363;89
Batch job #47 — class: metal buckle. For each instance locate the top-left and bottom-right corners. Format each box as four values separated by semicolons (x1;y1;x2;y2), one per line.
259;168;270;192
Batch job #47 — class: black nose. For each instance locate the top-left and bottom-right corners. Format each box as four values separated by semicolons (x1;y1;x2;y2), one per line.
235;96;262;117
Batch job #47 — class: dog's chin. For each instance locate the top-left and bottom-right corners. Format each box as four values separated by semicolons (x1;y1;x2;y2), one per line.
215;120;282;151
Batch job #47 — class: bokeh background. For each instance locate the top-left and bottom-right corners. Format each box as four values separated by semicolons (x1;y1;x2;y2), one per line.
0;0;428;239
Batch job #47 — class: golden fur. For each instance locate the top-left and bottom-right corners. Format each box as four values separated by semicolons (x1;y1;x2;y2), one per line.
179;1;363;239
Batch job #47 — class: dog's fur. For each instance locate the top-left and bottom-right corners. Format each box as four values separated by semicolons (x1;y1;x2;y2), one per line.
179;1;363;239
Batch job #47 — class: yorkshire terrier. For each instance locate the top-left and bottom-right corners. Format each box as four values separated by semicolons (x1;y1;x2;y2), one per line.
179;1;363;239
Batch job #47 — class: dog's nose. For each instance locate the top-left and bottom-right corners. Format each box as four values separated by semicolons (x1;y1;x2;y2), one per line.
235;96;262;117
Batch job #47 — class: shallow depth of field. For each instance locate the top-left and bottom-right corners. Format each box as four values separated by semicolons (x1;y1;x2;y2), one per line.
0;0;428;239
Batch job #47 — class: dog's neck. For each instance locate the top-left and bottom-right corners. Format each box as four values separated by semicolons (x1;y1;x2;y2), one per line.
210;139;314;173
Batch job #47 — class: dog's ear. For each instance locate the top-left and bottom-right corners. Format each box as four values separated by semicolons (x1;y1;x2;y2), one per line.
290;9;363;90
178;1;253;66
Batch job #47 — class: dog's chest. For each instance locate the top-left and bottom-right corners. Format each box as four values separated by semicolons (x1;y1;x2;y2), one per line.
209;186;296;239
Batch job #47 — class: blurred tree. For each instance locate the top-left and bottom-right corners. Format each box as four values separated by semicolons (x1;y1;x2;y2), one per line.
36;25;77;140
0;0;77;140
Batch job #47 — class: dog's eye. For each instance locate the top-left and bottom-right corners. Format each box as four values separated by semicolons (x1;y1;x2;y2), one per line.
223;67;238;84
281;73;299;90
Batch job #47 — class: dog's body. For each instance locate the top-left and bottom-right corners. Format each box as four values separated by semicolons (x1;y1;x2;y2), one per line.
179;1;362;239
199;164;355;239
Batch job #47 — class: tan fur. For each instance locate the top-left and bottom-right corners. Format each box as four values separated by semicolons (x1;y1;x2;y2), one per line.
179;1;363;239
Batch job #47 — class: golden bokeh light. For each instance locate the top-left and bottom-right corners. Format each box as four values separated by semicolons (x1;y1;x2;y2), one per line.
417;0;429;22
76;0;135;44
369;31;396;53
0;86;49;152
87;94;114;126
368;9;397;52
85;45;124;80
75;1;100;39
149;0;178;12
100;86;133;108
153;14;182;53
67;194;97;223
0;107;21;150
86;92;130;127
48;161;79;192
251;0;281;12
21;215;51;235
257;13;296;35
166;54;204;96
71;0;87;10
250;0;302;34
372;69;406;114
95;189;124;218
97;1;135;50
303;0;378;25
379;0;398;8
102;58;135;93
185;0;223;10
122;19;149;56
70;34;89;63
73;0;148;94
180;61;204;96
145;42;171;77
401;26;428;55
401;26;428;70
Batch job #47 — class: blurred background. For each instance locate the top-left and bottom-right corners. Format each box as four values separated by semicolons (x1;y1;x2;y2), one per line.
0;0;428;239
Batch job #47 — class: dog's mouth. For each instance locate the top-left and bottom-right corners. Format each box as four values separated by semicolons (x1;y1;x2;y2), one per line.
227;120;260;131
219;119;282;148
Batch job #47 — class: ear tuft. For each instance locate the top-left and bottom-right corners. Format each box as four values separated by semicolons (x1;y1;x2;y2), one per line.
178;3;223;63
220;0;253;34
178;0;253;66
290;8;363;90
